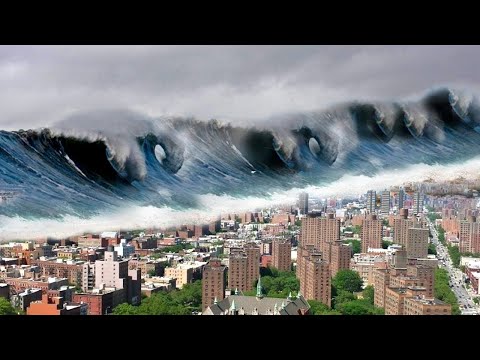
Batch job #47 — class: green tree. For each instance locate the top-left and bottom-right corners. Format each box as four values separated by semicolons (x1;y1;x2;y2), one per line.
332;270;363;294
362;285;375;305
447;245;461;268
332;290;356;308
434;268;461;315
0;298;18;315
473;297;480;305
336;299;382;315
113;303;138;315
428;243;437;255
382;240;391;249
307;300;340;315
343;240;361;254
147;269;157;277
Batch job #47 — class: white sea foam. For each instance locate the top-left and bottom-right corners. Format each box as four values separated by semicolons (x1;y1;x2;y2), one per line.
2;157;480;241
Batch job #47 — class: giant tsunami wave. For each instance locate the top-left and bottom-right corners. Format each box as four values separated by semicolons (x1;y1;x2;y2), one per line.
1;87;480;220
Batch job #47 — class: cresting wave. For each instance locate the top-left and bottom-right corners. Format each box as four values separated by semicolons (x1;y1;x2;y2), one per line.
1;86;480;221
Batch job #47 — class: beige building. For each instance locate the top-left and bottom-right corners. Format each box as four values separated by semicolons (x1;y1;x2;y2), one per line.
361;215;382;253
272;239;292;272
350;253;386;287
164;265;194;289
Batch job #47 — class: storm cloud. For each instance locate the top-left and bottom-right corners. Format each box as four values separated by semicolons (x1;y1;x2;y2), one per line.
1;45;480;130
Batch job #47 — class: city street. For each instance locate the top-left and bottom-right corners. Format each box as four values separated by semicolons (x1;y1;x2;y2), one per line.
429;223;478;315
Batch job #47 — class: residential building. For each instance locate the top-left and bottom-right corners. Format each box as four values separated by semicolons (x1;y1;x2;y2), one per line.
202;259;227;311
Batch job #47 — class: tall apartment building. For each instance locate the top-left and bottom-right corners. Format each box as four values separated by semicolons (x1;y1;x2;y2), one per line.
244;243;260;290
398;189;404;209
406;228;429;259
299;252;331;307
413;192;423;215
94;248;141;305
361;214;382;253
228;243;260;291
300;213;340;262
458;217;480;253
202;259;227;311
393;214;414;247
373;268;391;308
366;190;376;214
330;242;351;278
299;192;309;215
381;190;391;215
407;264;435;298
272;239;292;272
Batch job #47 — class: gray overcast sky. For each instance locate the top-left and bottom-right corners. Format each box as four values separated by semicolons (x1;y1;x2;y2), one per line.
0;45;479;130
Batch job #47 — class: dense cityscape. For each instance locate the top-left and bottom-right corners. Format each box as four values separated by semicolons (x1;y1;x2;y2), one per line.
1;178;480;316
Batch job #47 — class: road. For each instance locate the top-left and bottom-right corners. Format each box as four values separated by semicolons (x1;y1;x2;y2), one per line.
429;222;478;315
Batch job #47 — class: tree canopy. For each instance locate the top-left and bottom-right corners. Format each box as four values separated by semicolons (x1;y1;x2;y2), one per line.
113;280;202;315
0;298;17;315
343;240;361;254
245;268;299;298
434;268;461;315
332;270;363;294
362;285;375;305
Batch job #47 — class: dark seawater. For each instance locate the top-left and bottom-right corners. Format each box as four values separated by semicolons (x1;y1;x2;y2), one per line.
1;87;480;219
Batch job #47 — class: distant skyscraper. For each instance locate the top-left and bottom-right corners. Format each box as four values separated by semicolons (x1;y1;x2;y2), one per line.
413;192;423;215
381;190;391;215
299;192;309;215
398;189;404;209
366;190;376;214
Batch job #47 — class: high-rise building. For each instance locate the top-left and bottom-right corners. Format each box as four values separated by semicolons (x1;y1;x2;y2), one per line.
361;214;382;253
398;189;404;209
373;268;391;308
413;192;424;215
406;228;429;259
330;242;352;277
299;192;309;215
228;243;260;292
366;190;376;214
272;239;292;272
228;252;248;291
458;217;480;253
300;213;340;262
407;264;435;298
94;248;141;305
381;190;391;215
202;259;227;311
299;253;331;307
244;243;260;290
393;215;414;247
